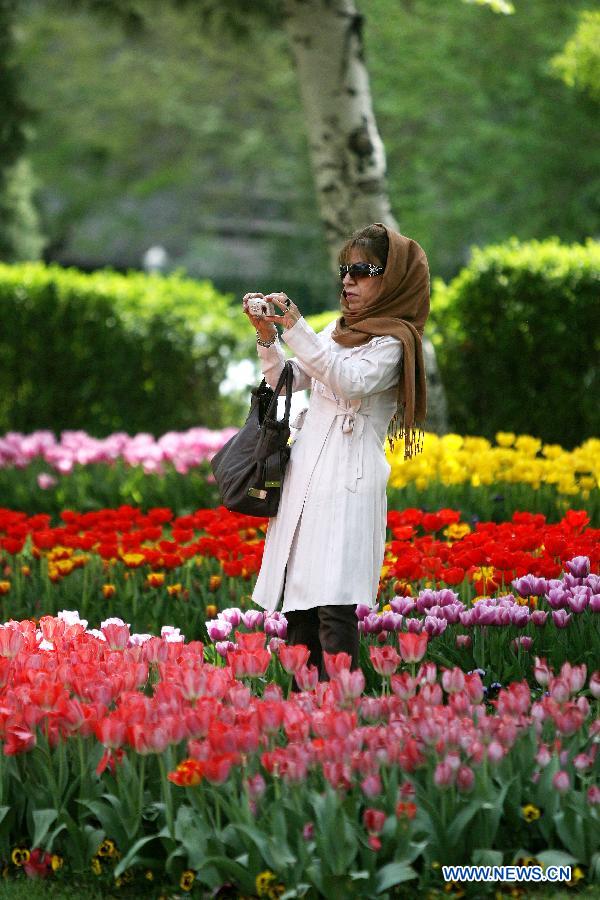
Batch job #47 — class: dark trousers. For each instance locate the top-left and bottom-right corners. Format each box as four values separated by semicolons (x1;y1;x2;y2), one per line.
285;605;360;680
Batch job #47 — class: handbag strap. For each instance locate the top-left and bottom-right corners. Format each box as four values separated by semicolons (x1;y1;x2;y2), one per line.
264;362;294;425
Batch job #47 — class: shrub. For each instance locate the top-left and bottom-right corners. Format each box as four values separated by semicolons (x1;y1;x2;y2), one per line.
0;262;252;435
430;237;600;448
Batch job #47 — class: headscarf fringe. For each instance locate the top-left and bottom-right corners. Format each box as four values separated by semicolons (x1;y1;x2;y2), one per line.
386;410;425;460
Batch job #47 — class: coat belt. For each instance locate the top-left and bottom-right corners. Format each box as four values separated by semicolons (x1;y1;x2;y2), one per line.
336;407;367;493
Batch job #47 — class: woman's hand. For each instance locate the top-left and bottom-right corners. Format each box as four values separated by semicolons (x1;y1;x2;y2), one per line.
242;293;277;340
263;293;303;330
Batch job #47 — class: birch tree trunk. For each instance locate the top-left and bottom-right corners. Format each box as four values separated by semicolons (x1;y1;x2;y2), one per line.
281;0;448;434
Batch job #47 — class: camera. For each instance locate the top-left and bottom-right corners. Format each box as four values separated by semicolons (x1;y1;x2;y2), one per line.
247;298;275;317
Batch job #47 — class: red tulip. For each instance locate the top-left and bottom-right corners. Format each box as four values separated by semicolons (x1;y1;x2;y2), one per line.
397;632;428;663
369;645;401;676
234;631;266;651
323;652;352;679
229;648;271;678
278;643;310;674
363;807;386;834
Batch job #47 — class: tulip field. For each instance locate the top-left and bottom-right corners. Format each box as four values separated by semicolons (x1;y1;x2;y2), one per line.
0;429;599;897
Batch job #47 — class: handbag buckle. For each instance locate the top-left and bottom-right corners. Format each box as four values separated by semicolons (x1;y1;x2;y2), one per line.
247;487;268;499
264;480;281;488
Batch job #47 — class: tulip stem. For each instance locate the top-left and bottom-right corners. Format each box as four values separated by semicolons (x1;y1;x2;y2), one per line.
138;755;146;825
77;736;86;822
158;754;175;841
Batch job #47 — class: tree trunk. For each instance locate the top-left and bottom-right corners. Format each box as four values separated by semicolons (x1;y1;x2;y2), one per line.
281;0;448;434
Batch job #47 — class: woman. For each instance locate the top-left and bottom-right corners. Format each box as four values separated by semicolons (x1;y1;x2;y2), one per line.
242;223;430;676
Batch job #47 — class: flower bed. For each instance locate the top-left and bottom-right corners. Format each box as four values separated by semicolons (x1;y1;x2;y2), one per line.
1;502;599;895
1;429;598;522
1;505;598;653
0;614;597;896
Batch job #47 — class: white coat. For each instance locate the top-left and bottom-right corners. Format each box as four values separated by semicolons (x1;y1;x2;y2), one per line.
251;317;403;614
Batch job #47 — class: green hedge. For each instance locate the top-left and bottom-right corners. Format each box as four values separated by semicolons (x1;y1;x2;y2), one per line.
0;263;253;435
430;237;600;448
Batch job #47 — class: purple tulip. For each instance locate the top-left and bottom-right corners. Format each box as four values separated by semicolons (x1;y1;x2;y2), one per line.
362;613;384;634
552;609;572;629
380;611;403;632
423;616;447;636
221;607;243;626
584;574;600;593
241;610;264;630
562;572;583;590
356;603;374;621
512;574;548;598
567;587;590;613
443;604;464;624
565;556;590;579
390;597;415;616
512;636;532;652
206;619;233;642
510;606;530;628
496;607;512;626
215;639;235;658
264;613;287;639
531;610;548;627
590;595;600;613
406;618;423;634
415;589;437;613
545;587;568;610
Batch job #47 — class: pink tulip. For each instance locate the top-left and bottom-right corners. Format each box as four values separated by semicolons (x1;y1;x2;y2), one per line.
552;770;570;794
361;774;382;798
456;765;474;792
0;626;23;658
533;657;551;687
369;645;401;676
433;760;455;788
441;667;465;694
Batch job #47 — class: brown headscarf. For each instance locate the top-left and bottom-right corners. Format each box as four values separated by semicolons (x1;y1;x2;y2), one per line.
331;223;430;459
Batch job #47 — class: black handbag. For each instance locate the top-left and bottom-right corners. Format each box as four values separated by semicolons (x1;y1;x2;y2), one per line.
210;362;294;517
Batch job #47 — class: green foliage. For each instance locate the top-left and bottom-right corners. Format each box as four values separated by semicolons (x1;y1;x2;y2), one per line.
551;10;600;102
13;0;599;291
0;159;45;261
430;237;600;448
14;3;331;313
305;309;338;333
0;262;252;435
0;0;44;261
366;0;599;277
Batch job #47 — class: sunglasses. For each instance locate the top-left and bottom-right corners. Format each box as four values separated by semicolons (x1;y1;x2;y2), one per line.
339;262;385;280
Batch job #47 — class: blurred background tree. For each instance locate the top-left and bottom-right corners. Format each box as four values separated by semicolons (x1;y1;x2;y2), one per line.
9;0;597;293
0;0;44;260
550;9;600;102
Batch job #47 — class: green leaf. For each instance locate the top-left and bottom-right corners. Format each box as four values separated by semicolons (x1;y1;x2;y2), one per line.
536;849;579;868
113;834;162;878
76;798;129;848
174;805;209;867
0;806;11;830
449;799;482;835
472;848;503;866
375;862;418;893
198;855;255;894
32;808;58;848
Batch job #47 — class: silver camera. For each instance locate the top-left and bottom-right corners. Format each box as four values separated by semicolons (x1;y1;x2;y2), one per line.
247;298;275;317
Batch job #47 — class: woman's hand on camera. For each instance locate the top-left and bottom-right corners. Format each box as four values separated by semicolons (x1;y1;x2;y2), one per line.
242;293;277;338
263;293;302;330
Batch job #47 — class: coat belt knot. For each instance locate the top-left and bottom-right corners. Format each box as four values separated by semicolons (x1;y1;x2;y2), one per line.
336;407;367;492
